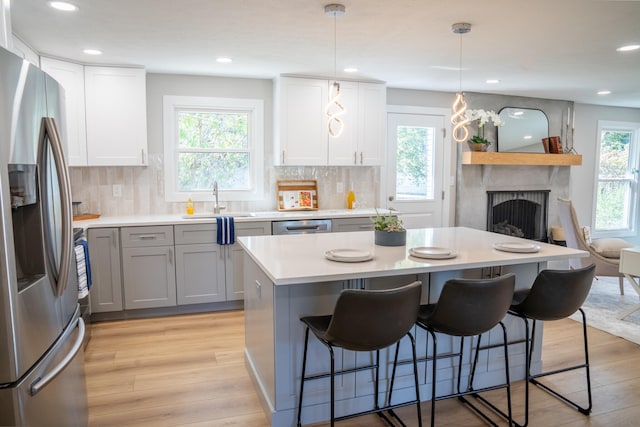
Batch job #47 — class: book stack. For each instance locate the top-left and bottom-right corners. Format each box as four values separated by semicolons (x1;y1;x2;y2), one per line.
542;136;563;154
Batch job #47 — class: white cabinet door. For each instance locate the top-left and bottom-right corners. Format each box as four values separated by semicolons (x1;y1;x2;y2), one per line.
328;82;385;166
40;57;88;166
357;82;386;165
275;77;328;165
327;81;359;165
84;66;148;166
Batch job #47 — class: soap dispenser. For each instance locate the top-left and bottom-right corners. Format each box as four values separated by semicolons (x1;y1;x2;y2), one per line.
186;194;194;215
347;190;355;209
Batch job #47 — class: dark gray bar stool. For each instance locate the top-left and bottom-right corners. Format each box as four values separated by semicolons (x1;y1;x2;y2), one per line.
415;274;516;427
296;281;423;427
499;264;596;427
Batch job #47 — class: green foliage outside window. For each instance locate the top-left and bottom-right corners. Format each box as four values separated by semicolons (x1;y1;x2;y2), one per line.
177;111;250;191
396;126;434;199
595;130;632;230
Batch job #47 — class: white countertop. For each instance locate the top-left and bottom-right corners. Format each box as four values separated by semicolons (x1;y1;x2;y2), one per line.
72;208;386;228
238;227;589;285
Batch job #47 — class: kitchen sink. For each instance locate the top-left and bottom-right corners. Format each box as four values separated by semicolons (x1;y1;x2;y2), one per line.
182;212;256;219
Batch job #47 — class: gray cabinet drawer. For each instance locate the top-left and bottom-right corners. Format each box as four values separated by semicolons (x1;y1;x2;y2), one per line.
174;224;217;245
332;217;375;232
121;225;174;247
235;221;271;237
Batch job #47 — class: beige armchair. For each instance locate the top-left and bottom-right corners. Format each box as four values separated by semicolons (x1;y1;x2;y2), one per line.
557;198;629;295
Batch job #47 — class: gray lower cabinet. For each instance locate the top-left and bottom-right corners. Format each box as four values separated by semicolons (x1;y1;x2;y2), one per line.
226;221;271;301
87;228;123;313
174;223;226;305
121;226;176;309
332;217;375;232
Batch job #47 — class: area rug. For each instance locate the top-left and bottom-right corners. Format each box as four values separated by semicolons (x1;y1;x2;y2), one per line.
569;276;640;345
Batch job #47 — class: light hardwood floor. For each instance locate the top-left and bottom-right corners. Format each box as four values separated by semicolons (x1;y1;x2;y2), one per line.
85;310;640;427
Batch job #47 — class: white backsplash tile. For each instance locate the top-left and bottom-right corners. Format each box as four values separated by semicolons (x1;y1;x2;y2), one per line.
70;156;382;216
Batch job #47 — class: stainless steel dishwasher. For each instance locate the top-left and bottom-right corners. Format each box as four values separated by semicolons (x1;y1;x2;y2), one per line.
271;219;332;235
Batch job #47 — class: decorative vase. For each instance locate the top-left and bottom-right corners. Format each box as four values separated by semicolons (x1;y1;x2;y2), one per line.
468;142;489;152
374;230;407;246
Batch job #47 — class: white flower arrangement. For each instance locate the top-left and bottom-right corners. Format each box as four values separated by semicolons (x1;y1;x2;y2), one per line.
465;109;504;145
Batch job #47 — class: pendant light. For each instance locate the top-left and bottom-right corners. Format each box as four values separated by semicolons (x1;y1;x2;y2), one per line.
451;22;471;143
324;4;346;138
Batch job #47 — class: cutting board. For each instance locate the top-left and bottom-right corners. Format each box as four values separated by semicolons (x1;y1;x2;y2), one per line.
73;214;101;221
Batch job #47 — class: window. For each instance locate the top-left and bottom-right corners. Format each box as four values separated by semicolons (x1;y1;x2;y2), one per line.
396;125;435;201
593;120;639;236
163;96;264;202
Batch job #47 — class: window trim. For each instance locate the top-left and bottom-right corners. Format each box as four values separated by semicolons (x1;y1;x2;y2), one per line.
163;95;264;202
591;120;640;238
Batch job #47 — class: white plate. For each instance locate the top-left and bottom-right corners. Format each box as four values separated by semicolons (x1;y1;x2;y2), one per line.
325;249;374;263
409;247;458;260
493;242;541;253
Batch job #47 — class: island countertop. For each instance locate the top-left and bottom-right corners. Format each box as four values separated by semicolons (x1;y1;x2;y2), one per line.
237;226;588;286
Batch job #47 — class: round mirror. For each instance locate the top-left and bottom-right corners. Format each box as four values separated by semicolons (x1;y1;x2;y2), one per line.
497;108;549;153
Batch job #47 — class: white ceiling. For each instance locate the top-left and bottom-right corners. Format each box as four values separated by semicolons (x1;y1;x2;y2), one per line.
11;0;640;108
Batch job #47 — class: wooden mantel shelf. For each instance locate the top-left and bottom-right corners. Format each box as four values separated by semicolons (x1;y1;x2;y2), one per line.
461;152;582;166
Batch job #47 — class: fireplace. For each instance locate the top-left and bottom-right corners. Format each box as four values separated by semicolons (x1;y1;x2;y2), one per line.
487;190;550;242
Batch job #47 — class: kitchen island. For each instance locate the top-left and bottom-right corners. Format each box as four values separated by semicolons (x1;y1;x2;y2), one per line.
238;227;588;427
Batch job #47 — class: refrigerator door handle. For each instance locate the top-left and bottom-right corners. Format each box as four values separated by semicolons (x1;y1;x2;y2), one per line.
29;317;85;396
39;117;73;297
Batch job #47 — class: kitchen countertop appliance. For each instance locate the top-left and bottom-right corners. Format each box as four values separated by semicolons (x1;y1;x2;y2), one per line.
0;46;88;426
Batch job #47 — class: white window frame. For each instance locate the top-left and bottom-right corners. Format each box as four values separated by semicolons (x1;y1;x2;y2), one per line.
592;120;640;238
163;95;264;202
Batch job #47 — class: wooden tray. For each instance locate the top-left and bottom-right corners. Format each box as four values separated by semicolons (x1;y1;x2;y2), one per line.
73;214;101;221
277;180;319;211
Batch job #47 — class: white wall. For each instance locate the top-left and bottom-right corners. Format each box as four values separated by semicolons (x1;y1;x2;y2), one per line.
1;0;11;50
572;103;640;244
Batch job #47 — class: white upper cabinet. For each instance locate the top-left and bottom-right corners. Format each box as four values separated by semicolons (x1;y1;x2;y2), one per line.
274;76;386;166
328;81;386;166
41;58;148;166
11;36;39;66
84;66;148;166
40;57;87;166
274;77;328;165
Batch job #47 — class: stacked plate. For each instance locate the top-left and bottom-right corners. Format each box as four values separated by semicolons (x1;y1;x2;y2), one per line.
409;247;457;260
325;248;374;263
493;242;540;253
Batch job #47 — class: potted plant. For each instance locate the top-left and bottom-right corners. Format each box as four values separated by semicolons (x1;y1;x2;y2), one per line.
371;209;406;246
465;109;504;151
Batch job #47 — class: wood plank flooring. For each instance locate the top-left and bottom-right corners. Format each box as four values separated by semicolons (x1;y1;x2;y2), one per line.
85;310;640;426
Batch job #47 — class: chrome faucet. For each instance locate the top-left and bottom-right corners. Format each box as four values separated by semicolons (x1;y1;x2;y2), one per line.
212;181;225;214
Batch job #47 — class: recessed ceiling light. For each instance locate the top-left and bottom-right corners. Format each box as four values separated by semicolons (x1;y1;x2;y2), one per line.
616;44;640;52
49;1;78;11
83;49;102;55
486;79;500;84
523;135;532;140
513;111;524;116
216;57;232;63
344;67;358;73
597;90;611;95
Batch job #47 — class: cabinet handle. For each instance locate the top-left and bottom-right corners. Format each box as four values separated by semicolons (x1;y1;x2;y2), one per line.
282;150;285;164
353;152;357;165
137;235;157;240
141;149;146;164
255;280;262;298
112;230;117;247
168;248;173;265
360;152;363;164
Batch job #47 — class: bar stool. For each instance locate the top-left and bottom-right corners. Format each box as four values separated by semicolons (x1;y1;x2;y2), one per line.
296;281;423;427
416;274;516;427
505;264;596;427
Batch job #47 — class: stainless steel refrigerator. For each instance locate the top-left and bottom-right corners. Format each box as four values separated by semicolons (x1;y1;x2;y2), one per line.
0;46;88;426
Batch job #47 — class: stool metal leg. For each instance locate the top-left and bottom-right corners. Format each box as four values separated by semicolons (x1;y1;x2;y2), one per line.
297;327;310;427
528;309;593;415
